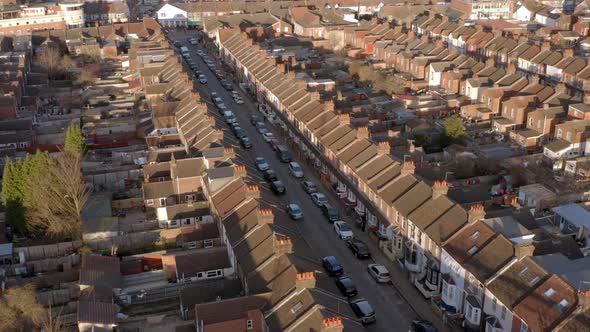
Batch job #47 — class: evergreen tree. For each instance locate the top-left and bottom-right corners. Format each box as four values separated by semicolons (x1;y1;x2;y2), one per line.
64;125;87;157
2;158;26;232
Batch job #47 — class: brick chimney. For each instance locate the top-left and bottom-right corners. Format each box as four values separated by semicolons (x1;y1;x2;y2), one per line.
258;209;274;224
584;94;590;105
529;74;540;85
267;57;278;66
401;161;415;175
191;91;200;100
556;82;567;94
421;35;429;44
277;63;286;73
324;100;335;112
432;180;449;199
541;41;551;51
322;317;344;332
377;141;390;154
564;48;574;57
486;57;495;68
200;102;208;109
468;204;485;223
215;129;224;141
339;113;350;126
356;127;369;139
435;39;443;49
310;91;321;101
246;185;260;199
295;271;316;290
507;63;516;74
207;115;215;124
515;243;535;259
276;236;293;255
234;164;246;178
287;71;295;79
224;146;236;159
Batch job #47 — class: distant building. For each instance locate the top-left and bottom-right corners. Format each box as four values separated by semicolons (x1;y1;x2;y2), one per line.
450;0;513;20
0;2;85;35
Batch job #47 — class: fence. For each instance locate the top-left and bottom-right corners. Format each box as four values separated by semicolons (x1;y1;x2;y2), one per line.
113;197;144;210
14;241;82;261
85;230;161;251
37;287;79;306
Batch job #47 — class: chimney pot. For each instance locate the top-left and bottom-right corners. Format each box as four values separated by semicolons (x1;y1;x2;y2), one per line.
295;271;316;289
215;129;224;141
324;100;335;112
468;204;485;223
276;236;293;255
401;161;415;175
259;209;274;224
234;164;246;177
339;113;350;126
433;180;449;199
356;127;369;139
246;185;260;199
377;141;390;155
322;317;343;330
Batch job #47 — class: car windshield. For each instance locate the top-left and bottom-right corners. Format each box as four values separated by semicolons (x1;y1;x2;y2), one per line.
291;206;301;214
356;244;369;253
338;223;351;232
256;158;265;164
292;165;301;171
356;302;374;316
340;278;354;288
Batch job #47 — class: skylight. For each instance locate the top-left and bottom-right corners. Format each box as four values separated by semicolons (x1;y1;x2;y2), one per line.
544;288;555;299
467;246;479;255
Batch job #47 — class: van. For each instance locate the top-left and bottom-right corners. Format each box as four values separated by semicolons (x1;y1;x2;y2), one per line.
259;104;276;120
276;145;292;163
180;46;189;56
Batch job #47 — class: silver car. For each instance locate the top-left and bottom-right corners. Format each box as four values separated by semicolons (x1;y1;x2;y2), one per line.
255;157;269;171
287;203;303;220
367;264;391;283
310;192;328;206
288;162;304;178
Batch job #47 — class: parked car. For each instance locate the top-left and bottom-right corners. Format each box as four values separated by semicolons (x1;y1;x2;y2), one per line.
223;111;237;124
234;96;244;104
310;192;328;206
349;299;376;325
301;181;317;194
240;136;252;149
255;122;267;134
234;128;246;139
275;145;291;162
189;38;198;45
335;276;358;298
348;239;371;259
287;203;303;220
269;138;280;151
262;132;274;142
210;91;218;99
410;320;437;332
321;204;340;223
231;90;239;98
270;180;286;195
334;221;353;240
288;162;303;178
221;80;233;90
214;71;224;80
322;256;343;277
263;169;278;182
255;157;269;171
198;74;207;84
250;115;260;125
367;264;391;283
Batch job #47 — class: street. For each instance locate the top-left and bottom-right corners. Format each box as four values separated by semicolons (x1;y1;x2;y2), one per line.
173;31;418;331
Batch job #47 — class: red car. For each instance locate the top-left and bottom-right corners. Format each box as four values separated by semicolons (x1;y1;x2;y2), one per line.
269;138;279;151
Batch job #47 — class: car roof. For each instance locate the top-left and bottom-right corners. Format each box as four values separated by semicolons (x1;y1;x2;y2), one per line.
370;264;388;273
273;180;284;185
323;256;339;263
288;203;300;209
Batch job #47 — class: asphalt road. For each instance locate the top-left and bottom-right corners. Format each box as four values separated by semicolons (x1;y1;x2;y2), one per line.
173;32;417;331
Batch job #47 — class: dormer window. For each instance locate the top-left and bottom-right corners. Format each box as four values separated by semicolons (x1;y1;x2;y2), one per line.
528;276;540;287
467;246;478;255
470;231;481;240
519;267;529;276
557;299;569;311
544;288;555;299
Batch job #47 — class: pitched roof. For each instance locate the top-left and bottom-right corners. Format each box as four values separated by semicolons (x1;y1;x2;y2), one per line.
513;275;577;332
487;257;548;309
444;221;497;265
77;301;117;325
194;294;269;326
424;204;467;244
463;235;514;282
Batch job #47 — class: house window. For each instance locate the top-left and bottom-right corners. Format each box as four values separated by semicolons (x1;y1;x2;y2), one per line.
557;299;569;310
291;301;303;314
544;288;556;299
468;246;479;255
492;297;497;312
158;177;166;182
529;118;534;126
185;194;196;201
557;129;563;138
186;241;197;249
159;198;166;206
206;270;221;278
519;267;529;276
566;131;572;141
521;322;528;332
247;320;253;330
528;276;540;287
197;272;203;278
501;306;507;320
537;120;542;129
146;199;154;206
470;231;481;240
204;239;214;248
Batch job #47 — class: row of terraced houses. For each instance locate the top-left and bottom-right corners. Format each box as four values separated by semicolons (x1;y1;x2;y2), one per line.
215;15;590;332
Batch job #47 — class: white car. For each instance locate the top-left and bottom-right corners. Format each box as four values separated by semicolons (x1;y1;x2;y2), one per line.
334;221;353;240
231;90;239;98
288;162;304;178
255;157;269;171
190;38;198;45
310;193;328;206
262;132;274;142
223;111;237;124
367;264;391;283
234;96;244;104
198;74;207;84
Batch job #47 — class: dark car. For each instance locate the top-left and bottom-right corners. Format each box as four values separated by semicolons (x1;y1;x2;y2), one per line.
322;256;343;277
335;276;358;298
411;320;437;332
220;80;233;90
301;181;317;194
321;204;340;223
250;115;260;125
240;136;252;149
234;128;246;139
349;299;376;325
263;169;278;182
276;145;292;163
348;239;371;259
270;180;286;195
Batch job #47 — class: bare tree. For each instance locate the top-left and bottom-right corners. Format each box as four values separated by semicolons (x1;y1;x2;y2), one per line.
0;284;44;331
35;44;74;80
26;154;89;240
38;304;66;332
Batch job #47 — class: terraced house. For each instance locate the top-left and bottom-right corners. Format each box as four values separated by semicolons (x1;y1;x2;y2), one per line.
216;22;590;331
